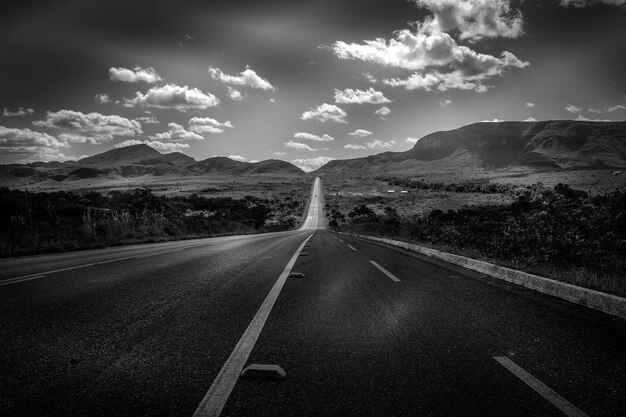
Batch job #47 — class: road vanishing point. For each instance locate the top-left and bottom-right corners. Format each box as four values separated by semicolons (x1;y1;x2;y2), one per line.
1;177;624;416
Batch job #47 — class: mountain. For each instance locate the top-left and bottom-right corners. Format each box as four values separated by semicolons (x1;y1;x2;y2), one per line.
0;144;305;184
315;120;626;175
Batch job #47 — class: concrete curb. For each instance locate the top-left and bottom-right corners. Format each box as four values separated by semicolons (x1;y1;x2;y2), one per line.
340;232;626;320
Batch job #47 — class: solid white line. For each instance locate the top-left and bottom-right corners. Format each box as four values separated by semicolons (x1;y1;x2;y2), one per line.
347;245;357;251
493;356;589;417
192;232;315;417
0;275;46;287
369;261;400;282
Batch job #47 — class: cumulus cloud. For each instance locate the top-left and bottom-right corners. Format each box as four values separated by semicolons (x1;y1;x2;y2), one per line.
155;123;204;141
334;88;391;104
559;0;625;7
301;103;348;124
333;13;528;93
284;141;319;151
227;86;244;101
574;114;611;122
565;104;583;113
109;66;162;83
348;129;373;137
523;117;537;122
3;107;34;117
414;0;524;40
208;66;274;91
406;137;419;144
588;104;626;113
0;126;68;163
228;155;249;162
94;93;111;104
344;144;367;149
480;118;504;122
525;102;535;108
134;115;159;124
33;110;142;143
114;139;189;153
294;132;334;142
292;156;335;172
271;151;286;157
366;139;395;149
189;117;233;134
124;84;219;111
375;106;391;117
440;99;452;108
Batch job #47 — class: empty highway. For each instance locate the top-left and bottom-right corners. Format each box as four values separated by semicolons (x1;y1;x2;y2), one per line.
0;177;624;417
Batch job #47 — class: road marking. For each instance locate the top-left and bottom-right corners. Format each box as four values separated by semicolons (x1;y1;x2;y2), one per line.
192;233;315;417
347;245;357;251
0;275;46;287
369;261;400;282
493;356;589;417
338;239;344;242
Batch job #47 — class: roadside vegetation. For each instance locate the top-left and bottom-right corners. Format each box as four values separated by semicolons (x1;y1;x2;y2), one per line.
0;187;306;257
327;181;626;296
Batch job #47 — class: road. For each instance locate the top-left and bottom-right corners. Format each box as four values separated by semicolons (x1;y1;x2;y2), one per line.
0;177;624;417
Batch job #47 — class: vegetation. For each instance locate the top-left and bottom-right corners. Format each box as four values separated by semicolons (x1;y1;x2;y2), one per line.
329;183;626;296
0;187;306;257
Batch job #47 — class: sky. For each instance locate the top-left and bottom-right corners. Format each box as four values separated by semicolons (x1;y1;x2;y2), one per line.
1;0;625;170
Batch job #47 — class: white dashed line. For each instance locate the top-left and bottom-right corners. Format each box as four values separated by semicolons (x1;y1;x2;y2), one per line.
369;261;400;282
347;245;357;251
493;356;589;417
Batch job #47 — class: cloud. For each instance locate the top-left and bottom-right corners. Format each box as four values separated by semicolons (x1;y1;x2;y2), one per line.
134;115;159;124
565;104;583;113
345;139;396;150
108;66;162;83
333;88;391;104
525;102;535;108
3;107;34;117
0;126;68;163
366;139;395;149
284;141;319;151
574;115;611;122
414;0;524;40
227;86;244;101
188;117;233;134
208;66;274;91
375;106;391;117
440;99;452;108
270;151;286;157
301;103;348;124
124;84;219;111
291;156;336;172
344;144;367;149
33;110;142;143
94;93;111;104
155;123;204;141
406;137;419;144
559;0;626;7
348;129;373;137
588;104;626;113
480;118;504;122
334;19;528;92
359;72;378;83
114;139;189;153
228;155;248;162
523;117;537;122
294;132;334;142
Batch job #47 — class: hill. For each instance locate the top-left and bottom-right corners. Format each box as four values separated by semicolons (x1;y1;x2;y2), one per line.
0;144;306;185
315;120;626;175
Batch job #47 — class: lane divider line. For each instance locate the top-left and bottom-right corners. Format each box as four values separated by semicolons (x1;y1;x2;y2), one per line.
493;356;589;417
347;245;357;251
0;275;46;287
338;239;344;242
192;232;315;417
369;261;401;282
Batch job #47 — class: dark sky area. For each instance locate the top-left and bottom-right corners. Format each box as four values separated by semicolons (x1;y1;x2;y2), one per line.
1;0;625;169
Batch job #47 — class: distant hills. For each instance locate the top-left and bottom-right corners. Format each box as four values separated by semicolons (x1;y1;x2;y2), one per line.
0;144;305;184
315;120;626;175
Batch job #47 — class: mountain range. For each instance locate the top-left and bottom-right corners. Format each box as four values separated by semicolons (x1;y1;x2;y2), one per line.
0;144;305;184
315;120;626;175
1;120;625;185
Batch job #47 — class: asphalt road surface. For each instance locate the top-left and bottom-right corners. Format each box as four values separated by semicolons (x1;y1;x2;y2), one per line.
1;177;624;417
